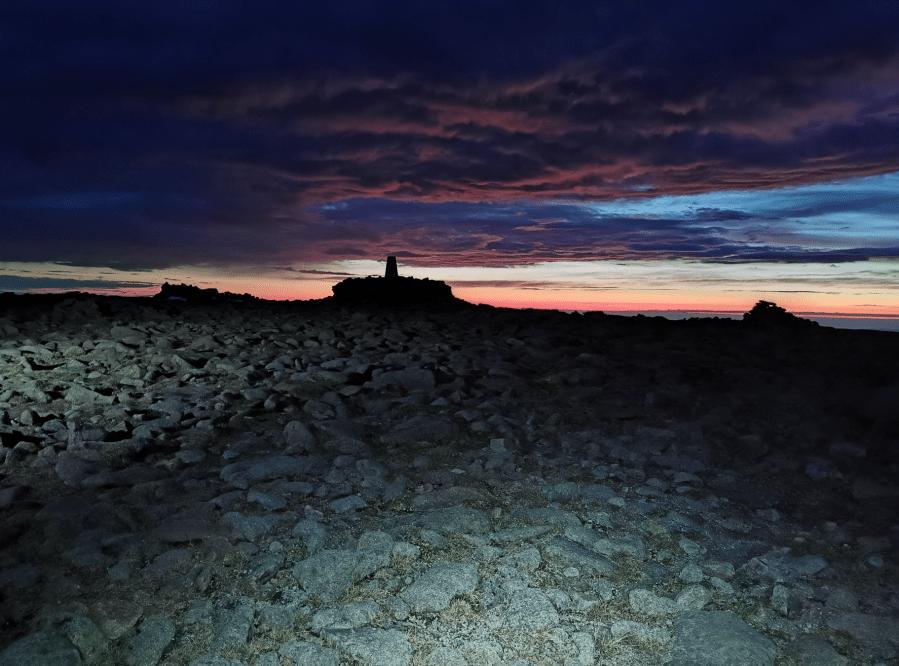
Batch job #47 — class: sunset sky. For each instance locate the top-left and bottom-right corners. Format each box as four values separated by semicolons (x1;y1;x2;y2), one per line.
2;1;899;323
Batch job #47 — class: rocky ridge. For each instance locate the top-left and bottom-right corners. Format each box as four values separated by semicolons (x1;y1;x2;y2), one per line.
0;292;897;666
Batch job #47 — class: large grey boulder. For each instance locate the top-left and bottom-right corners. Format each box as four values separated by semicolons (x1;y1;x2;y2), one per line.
46;612;107;663
124;616;175;666
209;595;255;651
667;611;775;666
400;560;479;613
0;631;81;666
505;588;559;629
292;549;390;602
825;612;899;661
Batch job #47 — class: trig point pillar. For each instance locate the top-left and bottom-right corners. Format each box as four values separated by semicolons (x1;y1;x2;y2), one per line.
385;256;398;278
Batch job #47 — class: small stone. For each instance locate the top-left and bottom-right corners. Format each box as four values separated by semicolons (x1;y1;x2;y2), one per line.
709;577;735;595
679;563;705;583
676;584;710;611
679;537;701;556
702;561;735;580
629;588;679;616
330;494;368;514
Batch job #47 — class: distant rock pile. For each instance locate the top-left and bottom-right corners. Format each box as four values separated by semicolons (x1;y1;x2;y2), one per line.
153;282;259;304
742;300;819;329
331;256;463;305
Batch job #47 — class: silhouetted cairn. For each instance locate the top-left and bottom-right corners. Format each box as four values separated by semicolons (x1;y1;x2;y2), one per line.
331;256;460;305
153;282;258;303
742;300;818;329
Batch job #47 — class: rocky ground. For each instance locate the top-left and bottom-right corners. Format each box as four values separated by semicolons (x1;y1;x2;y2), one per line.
0;292;897;666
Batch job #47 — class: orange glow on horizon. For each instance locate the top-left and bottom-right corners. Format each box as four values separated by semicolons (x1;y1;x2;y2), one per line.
15;283;899;320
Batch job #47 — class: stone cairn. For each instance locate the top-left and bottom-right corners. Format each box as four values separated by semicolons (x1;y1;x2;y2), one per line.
742;300;819;329
331;257;460;305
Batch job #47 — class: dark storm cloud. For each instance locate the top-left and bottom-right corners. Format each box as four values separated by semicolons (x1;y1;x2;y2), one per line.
307;194;899;265
2;0;899;270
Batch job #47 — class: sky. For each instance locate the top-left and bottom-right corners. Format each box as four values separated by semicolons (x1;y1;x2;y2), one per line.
2;0;899;325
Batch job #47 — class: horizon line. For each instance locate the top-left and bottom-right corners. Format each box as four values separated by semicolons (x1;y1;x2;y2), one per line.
3;287;899;323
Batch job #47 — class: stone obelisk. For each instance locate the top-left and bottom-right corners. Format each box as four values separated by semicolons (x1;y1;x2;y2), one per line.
385;256;398;278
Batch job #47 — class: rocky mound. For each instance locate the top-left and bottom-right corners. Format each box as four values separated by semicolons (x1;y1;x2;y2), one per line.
153;282;260;304
0;293;897;666
743;300;819;329
331;275;462;306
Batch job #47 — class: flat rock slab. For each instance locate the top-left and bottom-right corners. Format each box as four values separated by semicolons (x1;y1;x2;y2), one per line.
412;486;480;511
278;641;340;666
311;600;380;630
785;633;848;666
220;455;328;489
381;506;492;535
825;611;899;661
125;616;175;666
543;537;615;574
210;596;255;651
320;628;412;666
400;560;479;613
65;384;114;405
81;466;168;488
222;511;297;542
293;549;390;603
611;619;672;645
47;612;108;663
667;611;775;666
374;368;435;392
0;631;81;666
629;588;680;616
55;451;105;485
380;414;459;444
744;548;828;583
505;588;560;629
90;598;144;640
152;516;221;543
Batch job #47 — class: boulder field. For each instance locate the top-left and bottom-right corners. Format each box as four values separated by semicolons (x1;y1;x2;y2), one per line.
0;291;897;666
